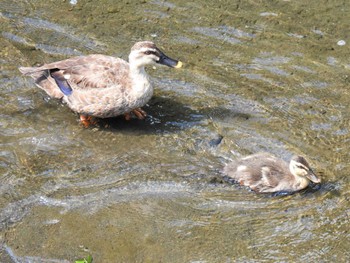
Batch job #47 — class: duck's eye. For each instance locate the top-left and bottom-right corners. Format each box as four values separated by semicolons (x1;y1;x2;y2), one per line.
144;51;154;55
296;165;306;170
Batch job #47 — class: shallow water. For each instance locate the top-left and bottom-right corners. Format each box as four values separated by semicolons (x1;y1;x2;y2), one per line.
0;0;349;262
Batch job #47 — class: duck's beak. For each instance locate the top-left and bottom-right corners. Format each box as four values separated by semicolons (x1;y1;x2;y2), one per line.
157;52;182;68
306;170;321;183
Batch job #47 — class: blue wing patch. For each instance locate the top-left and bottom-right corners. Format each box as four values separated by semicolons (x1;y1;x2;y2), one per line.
50;70;73;96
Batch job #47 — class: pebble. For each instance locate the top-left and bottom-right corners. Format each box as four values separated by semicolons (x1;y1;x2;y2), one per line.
337;40;346;46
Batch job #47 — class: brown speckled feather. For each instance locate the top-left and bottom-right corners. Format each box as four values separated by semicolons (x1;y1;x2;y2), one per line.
19;55;136;117
20;55;138;117
20;54;130;92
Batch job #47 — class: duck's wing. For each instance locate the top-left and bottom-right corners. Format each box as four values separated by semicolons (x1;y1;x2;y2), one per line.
224;158;265;184
224;153;277;181
19;54;130;98
253;164;287;192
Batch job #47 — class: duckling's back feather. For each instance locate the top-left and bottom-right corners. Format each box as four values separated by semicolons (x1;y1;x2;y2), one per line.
224;153;294;193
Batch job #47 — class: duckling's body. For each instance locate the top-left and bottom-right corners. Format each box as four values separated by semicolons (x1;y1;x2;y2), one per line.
223;153;321;193
19;41;182;126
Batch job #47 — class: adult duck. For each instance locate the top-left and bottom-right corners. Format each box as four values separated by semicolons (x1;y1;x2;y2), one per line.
19;41;182;127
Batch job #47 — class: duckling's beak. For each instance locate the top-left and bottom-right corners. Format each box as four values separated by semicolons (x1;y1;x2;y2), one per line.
306;170;321;183
157;52;182;68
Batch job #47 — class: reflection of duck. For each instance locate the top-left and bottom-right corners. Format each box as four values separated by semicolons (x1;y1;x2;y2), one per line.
19;41;182;127
224;153;321;193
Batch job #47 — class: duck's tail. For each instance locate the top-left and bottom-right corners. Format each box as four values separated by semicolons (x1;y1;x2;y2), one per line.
19;66;64;99
19;66;38;75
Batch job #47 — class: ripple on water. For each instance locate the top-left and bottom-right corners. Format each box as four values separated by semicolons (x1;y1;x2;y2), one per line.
0;181;195;228
191;26;255;45
2;32;34;47
301;81;329;89
1;0;350;262
3;15;105;57
3;245;70;263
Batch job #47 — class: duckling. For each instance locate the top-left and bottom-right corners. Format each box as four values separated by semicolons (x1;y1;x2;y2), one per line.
19;41;182;127
223;152;321;193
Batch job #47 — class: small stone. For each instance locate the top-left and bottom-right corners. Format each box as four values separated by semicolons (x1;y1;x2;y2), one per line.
337;40;346;46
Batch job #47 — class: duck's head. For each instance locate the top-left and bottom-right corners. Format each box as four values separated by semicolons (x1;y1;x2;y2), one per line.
289;155;321;183
129;41;182;69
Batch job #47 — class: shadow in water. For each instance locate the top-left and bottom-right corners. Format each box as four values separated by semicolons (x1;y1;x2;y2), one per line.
19;89;255;139
98;96;204;134
99;101;254;134
199;106;253;122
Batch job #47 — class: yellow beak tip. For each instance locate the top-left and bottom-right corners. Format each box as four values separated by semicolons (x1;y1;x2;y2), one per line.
175;61;183;68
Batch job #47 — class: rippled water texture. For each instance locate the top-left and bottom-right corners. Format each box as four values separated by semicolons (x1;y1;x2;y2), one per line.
1;0;349;262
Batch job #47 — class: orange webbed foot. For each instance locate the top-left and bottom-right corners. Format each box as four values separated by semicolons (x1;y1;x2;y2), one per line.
124;108;147;120
124;112;131;121
132;108;147;120
79;115;97;128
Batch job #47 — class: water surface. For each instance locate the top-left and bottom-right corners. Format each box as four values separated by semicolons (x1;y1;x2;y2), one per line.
0;0;349;262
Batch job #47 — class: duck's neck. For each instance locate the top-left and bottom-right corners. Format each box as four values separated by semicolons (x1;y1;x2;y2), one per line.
128;64;153;100
293;174;309;190
130;64;147;77
289;162;310;190
130;64;151;83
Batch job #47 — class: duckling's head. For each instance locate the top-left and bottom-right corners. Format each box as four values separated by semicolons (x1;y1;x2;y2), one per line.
129;41;182;69
289;155;321;183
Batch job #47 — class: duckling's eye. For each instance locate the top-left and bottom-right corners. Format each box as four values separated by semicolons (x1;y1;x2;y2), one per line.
296;165;306;170
144;51;154;55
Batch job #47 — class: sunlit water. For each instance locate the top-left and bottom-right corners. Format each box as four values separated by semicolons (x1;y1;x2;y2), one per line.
0;0;349;262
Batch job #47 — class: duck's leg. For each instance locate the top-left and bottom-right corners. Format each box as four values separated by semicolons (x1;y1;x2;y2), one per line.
79;114;97;128
124;112;131;121
132;108;147;119
124;108;147;120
